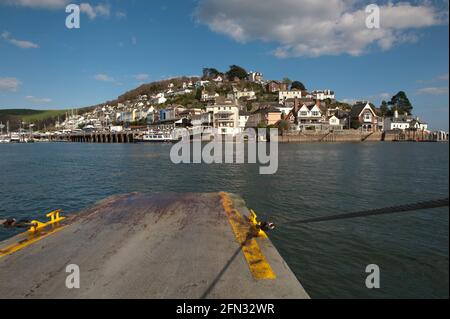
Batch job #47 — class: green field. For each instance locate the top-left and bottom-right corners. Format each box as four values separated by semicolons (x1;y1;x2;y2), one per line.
0;108;92;130
0;109;66;119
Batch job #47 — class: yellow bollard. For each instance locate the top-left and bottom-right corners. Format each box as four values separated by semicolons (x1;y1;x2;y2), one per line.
28;209;65;233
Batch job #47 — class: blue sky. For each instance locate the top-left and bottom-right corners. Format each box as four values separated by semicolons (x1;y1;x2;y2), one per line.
0;0;448;130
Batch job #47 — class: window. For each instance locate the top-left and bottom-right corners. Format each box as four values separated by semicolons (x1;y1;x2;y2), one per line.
364;113;372;121
312;111;319;117
300;111;308;116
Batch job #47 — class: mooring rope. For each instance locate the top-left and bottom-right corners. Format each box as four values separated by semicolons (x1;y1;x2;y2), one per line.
0;219;33;229
276;197;449;226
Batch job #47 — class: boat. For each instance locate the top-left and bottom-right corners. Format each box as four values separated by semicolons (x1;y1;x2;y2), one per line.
0;136;10;144
9;134;20;143
139;130;179;143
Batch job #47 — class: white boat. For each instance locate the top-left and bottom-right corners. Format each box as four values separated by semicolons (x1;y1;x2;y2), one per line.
140;131;179;143
0;136;10;144
10;134;20;143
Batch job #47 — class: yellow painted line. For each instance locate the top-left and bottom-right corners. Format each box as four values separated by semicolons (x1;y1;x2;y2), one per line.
0;226;65;258
219;192;276;280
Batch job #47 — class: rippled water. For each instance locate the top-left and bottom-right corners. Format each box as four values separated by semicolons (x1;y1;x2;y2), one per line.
0;142;448;298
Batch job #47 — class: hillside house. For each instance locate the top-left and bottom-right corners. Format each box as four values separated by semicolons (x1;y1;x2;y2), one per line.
266;81;288;93
279;90;304;104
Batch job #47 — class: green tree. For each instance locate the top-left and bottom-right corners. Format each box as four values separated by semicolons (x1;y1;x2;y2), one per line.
226;65;248;80
351;118;361;130
379;100;390;117
291;81;306;91
388;91;413;115
282;77;292;85
195;88;203;101
202;68;221;79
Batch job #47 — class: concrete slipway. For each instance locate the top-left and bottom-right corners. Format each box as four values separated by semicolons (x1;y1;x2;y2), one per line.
0;192;309;299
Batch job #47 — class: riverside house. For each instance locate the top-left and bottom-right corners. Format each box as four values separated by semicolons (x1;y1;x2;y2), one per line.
297;102;324;124
349;102;383;132
384;110;428;131
206;104;240;135
246;106;282;128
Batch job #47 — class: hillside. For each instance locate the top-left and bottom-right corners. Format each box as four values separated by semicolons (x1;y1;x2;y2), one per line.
0;108;92;131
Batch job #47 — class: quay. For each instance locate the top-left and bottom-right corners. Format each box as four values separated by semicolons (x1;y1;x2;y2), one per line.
51;131;136;143
17;128;448;144
0;192;309;299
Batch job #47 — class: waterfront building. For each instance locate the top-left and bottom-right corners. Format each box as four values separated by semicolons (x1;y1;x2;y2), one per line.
384;110;428;131
206;104;240;135
297;102;325;124
246;106;282;128
349;102;383;132
191;112;213;129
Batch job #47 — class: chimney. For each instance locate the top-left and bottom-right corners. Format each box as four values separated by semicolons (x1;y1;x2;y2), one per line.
315;99;321;107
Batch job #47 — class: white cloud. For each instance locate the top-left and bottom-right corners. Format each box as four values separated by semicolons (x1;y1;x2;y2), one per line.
1;31;38;49
1;0;113;19
0;77;21;91
94;74;114;82
341;98;358;105
439;73;449;81
116;11;126;19
195;0;444;57
80;3;110;20
0;0;69;9
134;74;149;81
25;95;52;103
417;87;449;95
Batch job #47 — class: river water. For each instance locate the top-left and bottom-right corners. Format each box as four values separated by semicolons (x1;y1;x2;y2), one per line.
0;142;448;298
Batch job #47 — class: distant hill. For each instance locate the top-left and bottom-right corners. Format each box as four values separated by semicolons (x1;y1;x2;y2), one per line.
0;108;92;131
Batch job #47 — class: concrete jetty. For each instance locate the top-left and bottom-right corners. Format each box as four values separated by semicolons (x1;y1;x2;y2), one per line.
0;192;309;299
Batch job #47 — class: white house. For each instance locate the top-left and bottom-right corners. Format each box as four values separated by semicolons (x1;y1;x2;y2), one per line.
308;90;335;101
328;115;339;126
235;89;256;100
152;93;167;104
279;90;303;103
201;90;219;102
297;103;323;123
385;111;428;131
206;104;240;135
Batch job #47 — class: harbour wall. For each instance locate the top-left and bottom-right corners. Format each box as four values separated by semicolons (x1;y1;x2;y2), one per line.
278;131;418;143
42;130;436;144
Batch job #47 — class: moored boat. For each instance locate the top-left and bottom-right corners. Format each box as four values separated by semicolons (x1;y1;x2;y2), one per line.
138;130;179;143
